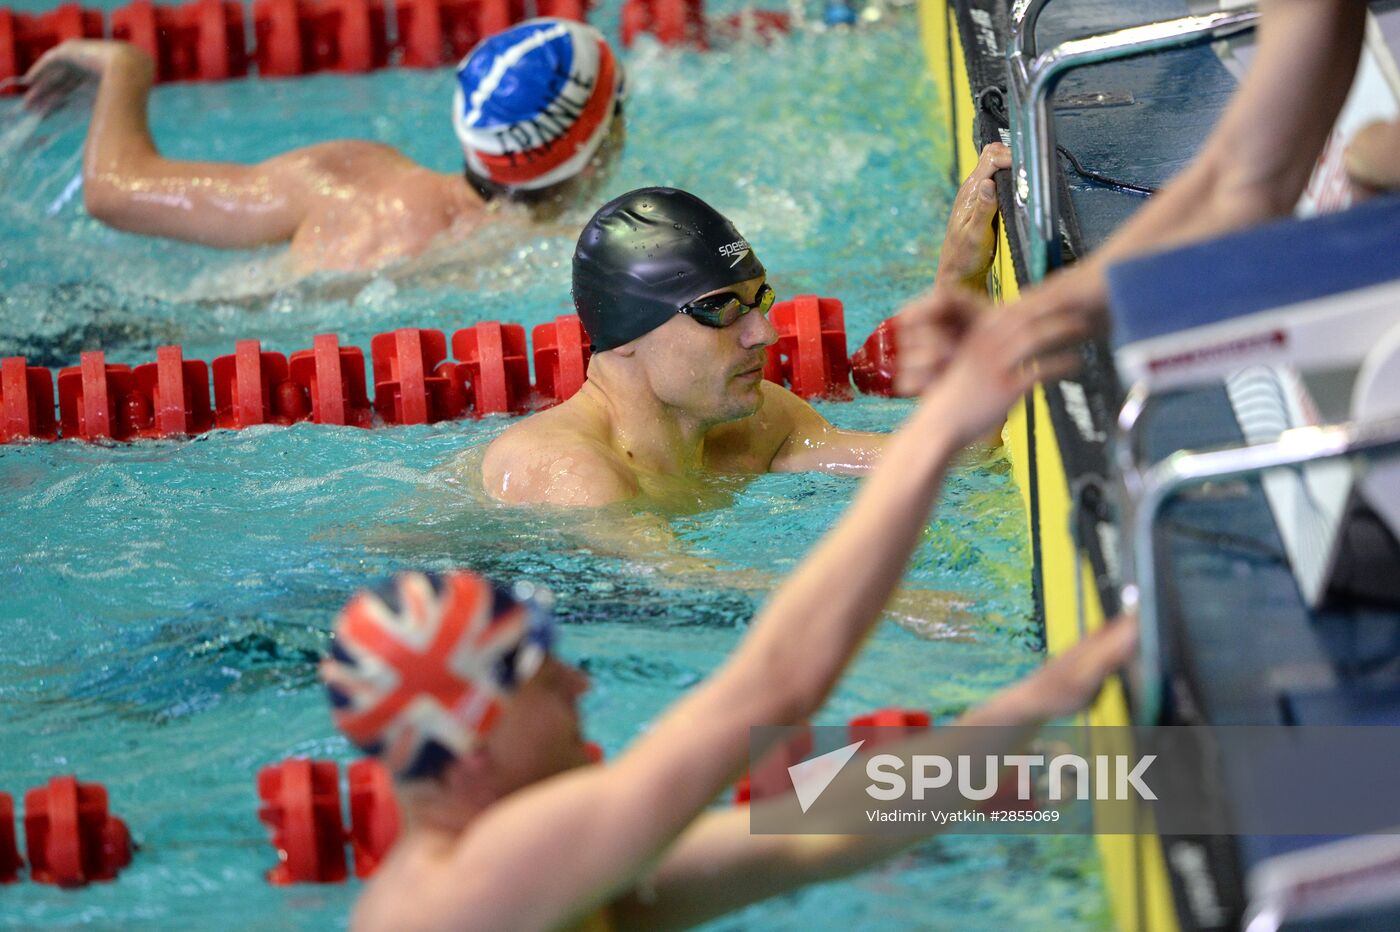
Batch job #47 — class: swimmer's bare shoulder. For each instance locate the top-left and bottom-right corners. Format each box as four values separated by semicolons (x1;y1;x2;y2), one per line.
481;401;639;507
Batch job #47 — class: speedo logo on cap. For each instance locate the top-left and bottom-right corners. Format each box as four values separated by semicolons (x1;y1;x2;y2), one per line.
718;239;751;267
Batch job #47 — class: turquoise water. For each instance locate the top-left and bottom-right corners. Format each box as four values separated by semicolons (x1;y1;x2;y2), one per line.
0;7;1109;929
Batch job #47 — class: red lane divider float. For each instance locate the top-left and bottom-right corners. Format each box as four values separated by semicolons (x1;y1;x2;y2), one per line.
764;295;853;401
0;792;20;884
57;351;135;442
372;327;457;425
620;0;705;49
257;759;349;885
0;3;103;93
252;0;389;77
346;759;398;878
132;344;214;437
734;724;811;805
111;0;248;83
451;321;531;416
212;339;305;429
3;303;909;445
288;333;374;427
396;0;523;68
532;314;591;407
848;707;930;748
2;0;595;86
1;356;57;442
850;317;897;397
23;776;132;887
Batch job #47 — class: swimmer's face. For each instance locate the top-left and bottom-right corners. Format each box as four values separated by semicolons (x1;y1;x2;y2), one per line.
632;274;779;424
485;657;592;788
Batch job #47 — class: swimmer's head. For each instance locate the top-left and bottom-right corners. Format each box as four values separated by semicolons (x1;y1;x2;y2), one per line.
454;19;626;206
322;570;590;783
573;187;778;421
573;188;769;352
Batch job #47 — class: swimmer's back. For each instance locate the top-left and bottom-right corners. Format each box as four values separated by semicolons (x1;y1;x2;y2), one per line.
270;141;485;272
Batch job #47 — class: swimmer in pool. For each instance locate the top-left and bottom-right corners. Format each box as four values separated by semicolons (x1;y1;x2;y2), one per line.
19;19;625;274
324;292;1132;931
480;155;1010;507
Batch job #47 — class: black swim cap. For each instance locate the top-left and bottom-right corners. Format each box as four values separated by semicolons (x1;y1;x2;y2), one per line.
572;187;767;352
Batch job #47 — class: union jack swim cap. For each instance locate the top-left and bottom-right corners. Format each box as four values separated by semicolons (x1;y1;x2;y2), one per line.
453;19;626;192
321;571;555;779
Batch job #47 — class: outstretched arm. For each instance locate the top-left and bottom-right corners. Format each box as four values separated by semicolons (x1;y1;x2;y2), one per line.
422;292;1091;931
26;40;307;248
766;383;887;476
610;617;1136;931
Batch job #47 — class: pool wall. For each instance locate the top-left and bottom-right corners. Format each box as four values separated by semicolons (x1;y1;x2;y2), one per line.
919;2;1179;930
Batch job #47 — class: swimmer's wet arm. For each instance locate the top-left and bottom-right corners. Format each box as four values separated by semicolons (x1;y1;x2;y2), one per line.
38;41;307;248
768;386;887;476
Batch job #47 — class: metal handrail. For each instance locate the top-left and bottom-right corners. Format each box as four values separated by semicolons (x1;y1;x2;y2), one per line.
1119;414;1400;724
1006;9;1260;283
1009;0;1055;58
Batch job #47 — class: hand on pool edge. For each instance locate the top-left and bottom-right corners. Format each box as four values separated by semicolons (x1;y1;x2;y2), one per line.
935;142;1011;292
973;616;1139;727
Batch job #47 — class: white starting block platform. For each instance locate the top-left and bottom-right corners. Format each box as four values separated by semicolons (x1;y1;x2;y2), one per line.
1108;194;1400;609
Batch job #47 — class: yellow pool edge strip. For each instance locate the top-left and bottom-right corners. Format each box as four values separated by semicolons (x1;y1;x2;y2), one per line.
917;3;1179;929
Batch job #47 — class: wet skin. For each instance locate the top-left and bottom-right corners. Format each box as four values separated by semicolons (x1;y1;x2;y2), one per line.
479;274;888;508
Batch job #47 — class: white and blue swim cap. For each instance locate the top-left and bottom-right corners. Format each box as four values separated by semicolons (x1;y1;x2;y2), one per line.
453;19;626;193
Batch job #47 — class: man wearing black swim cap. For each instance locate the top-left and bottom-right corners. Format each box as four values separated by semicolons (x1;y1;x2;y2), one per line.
483;167;1008;507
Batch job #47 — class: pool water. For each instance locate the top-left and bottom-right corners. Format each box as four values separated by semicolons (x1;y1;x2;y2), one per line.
0;5;1110;929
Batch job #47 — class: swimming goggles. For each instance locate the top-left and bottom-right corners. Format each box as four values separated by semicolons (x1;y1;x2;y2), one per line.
678;283;776;328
